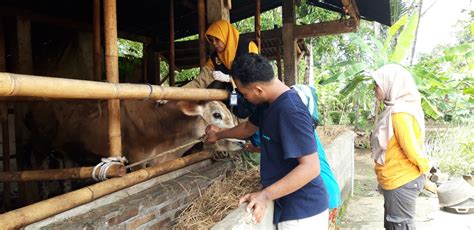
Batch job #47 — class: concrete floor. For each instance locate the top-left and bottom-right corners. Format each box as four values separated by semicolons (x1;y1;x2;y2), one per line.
340;149;474;230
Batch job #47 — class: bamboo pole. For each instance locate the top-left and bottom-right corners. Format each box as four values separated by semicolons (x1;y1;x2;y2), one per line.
0;73;229;100
255;0;261;52
169;0;176;86
198;0;206;67
93;0;102;81
0;164;126;182
104;0;121;157
0;151;212;229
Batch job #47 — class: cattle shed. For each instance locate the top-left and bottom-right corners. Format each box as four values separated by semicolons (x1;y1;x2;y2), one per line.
0;0;392;228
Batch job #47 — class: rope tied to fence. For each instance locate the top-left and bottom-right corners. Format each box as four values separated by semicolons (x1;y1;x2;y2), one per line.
125;136;207;169
92;156;128;181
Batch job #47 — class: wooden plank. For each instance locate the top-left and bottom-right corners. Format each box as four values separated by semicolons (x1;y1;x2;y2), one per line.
206;0;230;23
294;19;357;39
282;0;296;86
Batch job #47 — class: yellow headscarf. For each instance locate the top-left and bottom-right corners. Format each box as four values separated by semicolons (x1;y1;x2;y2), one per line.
205;20;240;70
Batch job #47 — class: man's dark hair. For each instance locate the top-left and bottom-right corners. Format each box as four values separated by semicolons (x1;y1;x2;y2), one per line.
230;53;274;86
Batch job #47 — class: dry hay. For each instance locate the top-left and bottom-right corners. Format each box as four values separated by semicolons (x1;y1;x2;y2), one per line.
173;166;261;229
317;125;350;145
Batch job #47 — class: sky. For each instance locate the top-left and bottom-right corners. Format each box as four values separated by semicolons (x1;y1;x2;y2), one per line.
415;0;473;59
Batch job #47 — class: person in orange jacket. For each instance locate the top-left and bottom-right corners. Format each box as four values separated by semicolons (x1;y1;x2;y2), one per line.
183;20;258;89
371;64;430;230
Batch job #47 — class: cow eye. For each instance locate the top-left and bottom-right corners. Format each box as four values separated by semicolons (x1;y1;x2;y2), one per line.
212;112;222;119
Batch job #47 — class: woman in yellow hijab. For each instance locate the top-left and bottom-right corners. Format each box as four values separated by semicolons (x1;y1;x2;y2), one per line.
183;20;259;88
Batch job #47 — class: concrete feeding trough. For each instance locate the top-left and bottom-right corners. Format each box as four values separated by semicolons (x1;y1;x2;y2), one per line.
209;129;355;229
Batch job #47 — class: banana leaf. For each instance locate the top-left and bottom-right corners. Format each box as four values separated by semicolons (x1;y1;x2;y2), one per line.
320;62;367;85
384;14;408;54
420;94;443;120
339;74;369;97
390;12;419;63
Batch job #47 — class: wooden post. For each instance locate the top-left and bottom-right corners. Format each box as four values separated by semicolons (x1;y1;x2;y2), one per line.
0;17;5;71
0;73;230;101
0;151;212;229
0;165;126;182
255;0;261;52
169;0;175;86
104;0;122;157
282;0;297;86
206;0;230;23
15;14;39;205
198;0;207;67
0;17;10;210
276;40;283;82
145;42;157;84
93;0;102;81
2;115;11;209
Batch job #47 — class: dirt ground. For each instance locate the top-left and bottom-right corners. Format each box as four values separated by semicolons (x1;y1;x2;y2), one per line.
340;149;474;230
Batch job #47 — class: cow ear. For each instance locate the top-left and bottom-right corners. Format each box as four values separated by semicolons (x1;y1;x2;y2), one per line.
176;101;204;116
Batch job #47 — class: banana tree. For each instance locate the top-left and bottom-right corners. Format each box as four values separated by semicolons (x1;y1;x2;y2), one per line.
321;11;446;119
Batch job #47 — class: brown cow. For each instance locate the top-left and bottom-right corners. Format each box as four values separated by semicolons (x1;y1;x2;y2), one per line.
25;100;243;170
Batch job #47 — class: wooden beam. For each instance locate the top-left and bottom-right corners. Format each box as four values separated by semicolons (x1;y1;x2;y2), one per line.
198;0;207;67
0;73;229;101
0;6;153;44
341;0;361;25
282;0;297;86
294;19;357;39
169;0;176;86
104;0;122;158
93;0;102;81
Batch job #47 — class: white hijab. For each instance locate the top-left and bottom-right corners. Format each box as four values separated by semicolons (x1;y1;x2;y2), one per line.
371;64;425;165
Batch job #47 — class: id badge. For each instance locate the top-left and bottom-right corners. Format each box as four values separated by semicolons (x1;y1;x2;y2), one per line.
230;90;238;106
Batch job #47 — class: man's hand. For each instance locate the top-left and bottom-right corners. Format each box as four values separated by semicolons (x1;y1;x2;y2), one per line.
212;71;231;82
238;190;271;224
205;124;222;143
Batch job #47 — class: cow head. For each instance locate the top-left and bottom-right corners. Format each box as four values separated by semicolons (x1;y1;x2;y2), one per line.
177;101;244;152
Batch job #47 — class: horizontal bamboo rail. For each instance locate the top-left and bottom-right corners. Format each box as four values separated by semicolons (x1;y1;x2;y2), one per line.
0;164;126;182
0;72;229;101
0;151;212;229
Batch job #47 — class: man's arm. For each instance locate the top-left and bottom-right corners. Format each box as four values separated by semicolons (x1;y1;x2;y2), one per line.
239;153;320;223
205;121;258;143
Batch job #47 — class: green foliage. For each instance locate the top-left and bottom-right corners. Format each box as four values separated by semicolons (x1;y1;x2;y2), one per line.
426;124;474;175
329;111;342;124
390;11;419;63
347;112;356;124
118;39;143;58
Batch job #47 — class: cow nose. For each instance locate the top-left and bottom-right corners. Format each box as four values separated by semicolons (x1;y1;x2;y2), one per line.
225;138;246;147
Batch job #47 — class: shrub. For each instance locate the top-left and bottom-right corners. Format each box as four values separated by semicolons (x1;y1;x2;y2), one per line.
329;111;342;124
348;112;356;124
